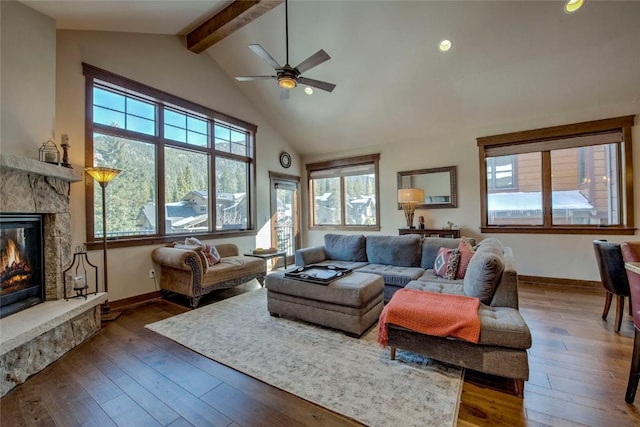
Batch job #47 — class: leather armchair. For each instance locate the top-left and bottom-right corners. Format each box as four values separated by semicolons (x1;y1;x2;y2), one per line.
593;240;630;332
620;242;640;403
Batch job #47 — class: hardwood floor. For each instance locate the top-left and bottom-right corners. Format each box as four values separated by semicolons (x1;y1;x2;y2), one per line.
2;281;640;426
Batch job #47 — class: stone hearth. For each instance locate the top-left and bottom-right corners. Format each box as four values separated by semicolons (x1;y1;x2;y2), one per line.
0;153;106;397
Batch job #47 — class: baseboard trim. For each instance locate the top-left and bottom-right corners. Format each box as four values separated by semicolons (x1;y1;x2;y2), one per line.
109;291;163;311
519;275;603;293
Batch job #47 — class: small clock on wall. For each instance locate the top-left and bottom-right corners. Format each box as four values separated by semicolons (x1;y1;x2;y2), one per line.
279;151;292;168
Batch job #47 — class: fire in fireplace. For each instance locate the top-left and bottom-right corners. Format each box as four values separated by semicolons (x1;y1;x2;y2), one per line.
0;214;44;318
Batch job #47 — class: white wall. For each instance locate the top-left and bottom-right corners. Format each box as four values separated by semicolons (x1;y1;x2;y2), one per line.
303;115;639;283
1;1;299;302
0;0;56;155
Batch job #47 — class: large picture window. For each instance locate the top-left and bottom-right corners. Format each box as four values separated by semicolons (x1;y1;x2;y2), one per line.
477;116;635;234
83;64;257;248
307;154;380;230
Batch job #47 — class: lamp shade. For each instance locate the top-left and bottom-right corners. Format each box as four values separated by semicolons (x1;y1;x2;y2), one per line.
85;166;121;184
398;188;425;204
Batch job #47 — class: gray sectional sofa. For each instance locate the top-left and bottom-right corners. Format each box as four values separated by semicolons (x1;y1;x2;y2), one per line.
294;233;532;393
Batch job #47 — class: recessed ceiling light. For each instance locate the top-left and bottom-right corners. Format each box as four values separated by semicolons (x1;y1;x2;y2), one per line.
304;87;313;95
439;40;452;52
564;0;583;13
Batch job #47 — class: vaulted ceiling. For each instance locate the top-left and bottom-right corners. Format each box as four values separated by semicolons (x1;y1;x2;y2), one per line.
20;1;640;156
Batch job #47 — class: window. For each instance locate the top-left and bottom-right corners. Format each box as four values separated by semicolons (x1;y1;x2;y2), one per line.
83;63;257;248
307;154;380;230
477;116;635;234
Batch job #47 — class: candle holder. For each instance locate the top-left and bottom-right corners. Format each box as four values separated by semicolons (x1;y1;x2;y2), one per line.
60;134;72;168
63;246;98;300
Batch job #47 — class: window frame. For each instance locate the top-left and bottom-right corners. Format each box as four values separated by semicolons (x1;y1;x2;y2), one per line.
306;154;381;231
477;115;636;235
83;63;258;249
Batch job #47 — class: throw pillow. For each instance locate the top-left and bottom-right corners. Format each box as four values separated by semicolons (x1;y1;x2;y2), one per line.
433;247;461;280
185;237;205;249
463;250;505;304
456;238;476;279
205;244;221;266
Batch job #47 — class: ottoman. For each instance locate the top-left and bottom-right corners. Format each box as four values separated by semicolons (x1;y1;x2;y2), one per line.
265;271;385;337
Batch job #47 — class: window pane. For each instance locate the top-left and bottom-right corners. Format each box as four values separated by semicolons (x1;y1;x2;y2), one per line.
127;97;155;120
164;147;210;234
93;133;157;238
165;109;186;127
345;174;376;225
94;87;125;110
164;109;207;146
215;124;248;155
94;106;125;128
165;124;186;143
313;177;341;225
127;115;155;135
215;157;248;230
551;144;619;225
487;153;542;225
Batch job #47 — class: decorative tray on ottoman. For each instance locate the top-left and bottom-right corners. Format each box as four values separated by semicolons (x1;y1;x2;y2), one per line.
284;264;352;285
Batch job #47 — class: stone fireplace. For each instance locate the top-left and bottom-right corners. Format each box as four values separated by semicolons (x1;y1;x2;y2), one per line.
0;153;106;397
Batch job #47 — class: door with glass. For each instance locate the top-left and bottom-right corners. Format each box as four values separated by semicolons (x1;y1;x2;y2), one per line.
270;173;300;268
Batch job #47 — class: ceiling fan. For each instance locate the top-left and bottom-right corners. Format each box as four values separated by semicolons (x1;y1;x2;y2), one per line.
235;0;336;99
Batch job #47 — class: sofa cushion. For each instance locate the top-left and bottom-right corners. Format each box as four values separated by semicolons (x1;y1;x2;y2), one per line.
355;264;425;286
456;238;476;279
421;237;464;269
474;237;505;256
366;234;422;267
477;305;532;349
406;278;465;296
433;247;460;280
324;234;368;262
463;249;505;304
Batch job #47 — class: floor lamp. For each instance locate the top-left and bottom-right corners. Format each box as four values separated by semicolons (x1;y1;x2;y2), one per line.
85;166;121;321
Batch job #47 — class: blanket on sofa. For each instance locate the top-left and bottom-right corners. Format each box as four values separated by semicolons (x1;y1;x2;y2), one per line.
378;288;481;346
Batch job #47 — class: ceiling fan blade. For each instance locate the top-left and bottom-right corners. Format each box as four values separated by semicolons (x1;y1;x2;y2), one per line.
248;44;282;70
280;89;290;100
235;76;276;81
298;77;336;93
294;49;331;74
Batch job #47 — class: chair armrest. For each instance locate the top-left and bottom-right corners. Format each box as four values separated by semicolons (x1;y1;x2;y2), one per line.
151;247;205;272
215;243;239;258
295;246;327;266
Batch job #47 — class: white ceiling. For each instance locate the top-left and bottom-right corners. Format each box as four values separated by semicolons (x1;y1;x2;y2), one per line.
20;1;640;156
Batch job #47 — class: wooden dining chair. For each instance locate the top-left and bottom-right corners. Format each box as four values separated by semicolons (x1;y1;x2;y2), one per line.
593;240;631;333
620;242;640;403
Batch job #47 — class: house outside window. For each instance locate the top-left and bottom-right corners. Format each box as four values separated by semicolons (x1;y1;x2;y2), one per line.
307;154;380;230
83;63;257;247
477;116;635;234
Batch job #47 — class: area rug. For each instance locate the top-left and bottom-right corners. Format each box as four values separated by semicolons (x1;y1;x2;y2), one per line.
146;288;462;426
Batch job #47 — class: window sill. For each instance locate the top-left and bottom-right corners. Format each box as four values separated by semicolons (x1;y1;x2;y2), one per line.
85;229;258;250
480;226;636;235
308;225;381;232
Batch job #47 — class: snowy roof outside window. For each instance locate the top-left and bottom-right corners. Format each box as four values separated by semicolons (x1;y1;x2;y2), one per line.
488;190;593;212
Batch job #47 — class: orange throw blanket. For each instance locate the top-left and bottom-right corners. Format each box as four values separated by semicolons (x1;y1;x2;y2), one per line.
378;288;481;347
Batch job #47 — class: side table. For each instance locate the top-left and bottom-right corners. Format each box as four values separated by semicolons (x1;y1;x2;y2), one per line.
244;251;288;269
398;228;460;238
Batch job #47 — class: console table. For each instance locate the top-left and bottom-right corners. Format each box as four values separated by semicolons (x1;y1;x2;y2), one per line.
398;228;460;239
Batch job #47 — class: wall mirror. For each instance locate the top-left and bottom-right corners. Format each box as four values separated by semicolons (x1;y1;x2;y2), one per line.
397;166;457;209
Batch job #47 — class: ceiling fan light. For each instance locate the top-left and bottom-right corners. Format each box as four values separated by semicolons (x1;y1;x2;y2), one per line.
278;77;297;89
564;0;583;13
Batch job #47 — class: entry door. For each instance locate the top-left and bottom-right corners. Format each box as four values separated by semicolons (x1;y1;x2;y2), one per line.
270;173;300;268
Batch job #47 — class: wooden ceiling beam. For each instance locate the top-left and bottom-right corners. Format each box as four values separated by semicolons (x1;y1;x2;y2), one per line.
186;0;283;54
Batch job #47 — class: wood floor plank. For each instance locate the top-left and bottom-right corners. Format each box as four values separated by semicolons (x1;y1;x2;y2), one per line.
100;393;162;427
92;333;232;427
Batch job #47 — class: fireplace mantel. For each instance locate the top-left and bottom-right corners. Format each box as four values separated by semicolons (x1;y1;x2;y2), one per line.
0;153;82;182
